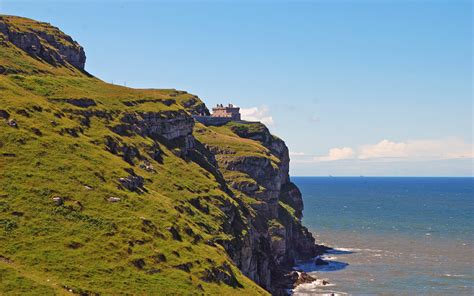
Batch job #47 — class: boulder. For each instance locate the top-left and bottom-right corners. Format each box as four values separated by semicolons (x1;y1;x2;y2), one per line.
294;272;317;287
315;257;329;266
7;119;17;128
107;197;121;203
118;175;144;192
0;110;9;119
52;196;63;206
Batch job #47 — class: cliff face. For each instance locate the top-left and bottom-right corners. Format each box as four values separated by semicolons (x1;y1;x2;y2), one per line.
0;15;320;295
195;122;320;294
0;15;86;74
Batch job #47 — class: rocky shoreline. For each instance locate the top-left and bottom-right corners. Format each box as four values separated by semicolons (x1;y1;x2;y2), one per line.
280;247;334;295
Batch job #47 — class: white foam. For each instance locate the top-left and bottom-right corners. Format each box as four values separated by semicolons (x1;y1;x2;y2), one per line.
329;247;385;253
293;279;335;291
293;280;347;296
443;274;466;278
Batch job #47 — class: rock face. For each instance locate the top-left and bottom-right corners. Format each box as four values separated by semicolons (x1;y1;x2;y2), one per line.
0;15;86;71
199;122;322;294
106;108;319;293
111;110;196;159
115;110;194;141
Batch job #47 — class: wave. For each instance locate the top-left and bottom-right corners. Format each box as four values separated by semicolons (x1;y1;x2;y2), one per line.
292;279;347;296
443;274;466;278
328;247;385;253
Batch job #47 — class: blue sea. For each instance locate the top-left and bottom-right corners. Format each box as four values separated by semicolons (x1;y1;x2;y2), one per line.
291;177;474;295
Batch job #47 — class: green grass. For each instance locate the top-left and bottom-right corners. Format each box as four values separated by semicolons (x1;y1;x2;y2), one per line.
0;15;307;295
0;77;268;294
0;16;269;293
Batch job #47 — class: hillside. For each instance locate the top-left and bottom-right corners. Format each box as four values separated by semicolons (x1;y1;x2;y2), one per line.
0;15;322;295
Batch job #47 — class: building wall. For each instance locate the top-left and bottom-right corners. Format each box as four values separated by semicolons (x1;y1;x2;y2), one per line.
211;107;241;120
193;115;234;126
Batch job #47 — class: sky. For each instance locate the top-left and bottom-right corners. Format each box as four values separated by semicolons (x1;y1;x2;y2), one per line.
1;0;472;176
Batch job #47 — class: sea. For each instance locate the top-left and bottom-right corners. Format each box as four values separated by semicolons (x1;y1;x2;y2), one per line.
291;177;474;295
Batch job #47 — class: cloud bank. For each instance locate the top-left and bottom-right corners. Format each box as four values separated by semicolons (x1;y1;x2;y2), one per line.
291;138;473;163
240;106;274;126
316;147;355;161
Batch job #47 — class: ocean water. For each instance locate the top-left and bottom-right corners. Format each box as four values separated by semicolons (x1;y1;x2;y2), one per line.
291;177;474;295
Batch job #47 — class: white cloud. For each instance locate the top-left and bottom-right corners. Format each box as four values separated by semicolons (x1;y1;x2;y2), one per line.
240;106;274;126
316;147;355;162
310;115;320;123
358;138;473;160
289;151;306;156
358;139;407;159
306;138;473;163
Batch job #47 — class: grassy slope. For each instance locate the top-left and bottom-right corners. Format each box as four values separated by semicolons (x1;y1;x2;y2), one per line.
0;16;268;296
194;122;299;229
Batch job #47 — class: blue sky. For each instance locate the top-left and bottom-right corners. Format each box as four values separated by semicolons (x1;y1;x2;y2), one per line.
1;0;472;176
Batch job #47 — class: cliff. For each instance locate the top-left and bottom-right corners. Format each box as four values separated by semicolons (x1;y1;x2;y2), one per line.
194;121;321;294
0;15;321;295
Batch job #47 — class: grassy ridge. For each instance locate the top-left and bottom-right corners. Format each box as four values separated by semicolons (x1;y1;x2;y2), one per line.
0;57;267;295
0;71;263;294
1;15;307;295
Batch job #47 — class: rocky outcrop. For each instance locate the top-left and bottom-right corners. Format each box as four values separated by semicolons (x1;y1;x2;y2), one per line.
181;96;210;116
118;173;144;192
52;98;97;108
114;110;194;142
0;15;86;71
202;122;322;294
110;110;197;162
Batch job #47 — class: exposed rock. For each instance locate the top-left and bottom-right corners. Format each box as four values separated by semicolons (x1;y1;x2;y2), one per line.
146;143;163;162
107;197;121;203
67;241;83;249
168;226;182;241
11;211;23;217
118;174;144;192
60;127;83;137
104;136;141;165
188;197;210;214
294;271;317;287
116;110;194;141
53;98;97;108
202;121;322;294
31;127;42;136
181;96;210;116
201;263;243;288
16;109;30;117
315;257;329;266
152;253;167;263
139;161;155;172
280;182;304;219
122;98;175;107
0;16;86;71
7;119;17;128
173;262;193;273
0;110;9;119
0;255;13;264
131;258;146;269
52;196;63;206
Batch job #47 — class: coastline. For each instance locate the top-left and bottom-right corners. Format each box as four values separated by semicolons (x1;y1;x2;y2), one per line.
290;228;474;295
290;246;348;296
290;177;474;295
